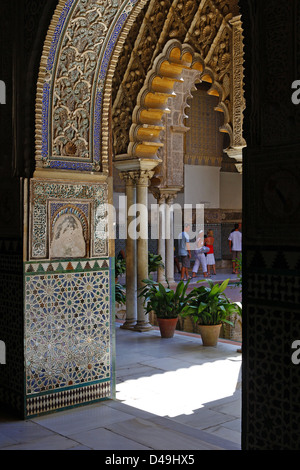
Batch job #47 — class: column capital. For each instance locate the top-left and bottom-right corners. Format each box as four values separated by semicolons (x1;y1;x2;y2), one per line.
134;169;155;186
118;168;156;185
161;187;182;204
149;186;182;204
225;147;243;173
149;187;166;204
115;158;160;186
118;170;136;185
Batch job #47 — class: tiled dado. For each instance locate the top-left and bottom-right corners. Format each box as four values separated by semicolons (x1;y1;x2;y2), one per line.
24;258;114;417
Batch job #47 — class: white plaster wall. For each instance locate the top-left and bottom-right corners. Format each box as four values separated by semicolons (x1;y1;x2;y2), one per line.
113;170;242;213
220;172;242;209
184;165;221;208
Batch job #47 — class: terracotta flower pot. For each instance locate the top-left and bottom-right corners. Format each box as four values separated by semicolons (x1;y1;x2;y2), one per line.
198;324;222;347
157;317;178;338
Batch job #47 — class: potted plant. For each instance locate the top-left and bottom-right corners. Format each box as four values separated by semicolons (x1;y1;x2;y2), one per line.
139;277;191;338
233;254;242;352
181;278;241;346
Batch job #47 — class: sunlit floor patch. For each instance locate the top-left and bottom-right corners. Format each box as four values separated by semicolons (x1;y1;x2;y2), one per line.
116;357;241;418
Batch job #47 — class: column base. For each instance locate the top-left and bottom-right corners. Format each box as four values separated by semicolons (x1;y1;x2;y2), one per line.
133;321;154;332
120;320;137;330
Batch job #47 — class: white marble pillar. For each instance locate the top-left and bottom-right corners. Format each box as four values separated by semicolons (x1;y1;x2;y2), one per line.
134;170;154;331
119;172;137;329
165;194;175;283
157;196;166;282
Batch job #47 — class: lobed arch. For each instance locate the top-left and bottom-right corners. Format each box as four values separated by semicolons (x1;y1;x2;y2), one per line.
120;40;232;161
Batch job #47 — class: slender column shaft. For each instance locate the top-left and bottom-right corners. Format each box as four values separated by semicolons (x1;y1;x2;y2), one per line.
157;199;166;282
135;171;153;331
165;196;175;283
120;174;137;329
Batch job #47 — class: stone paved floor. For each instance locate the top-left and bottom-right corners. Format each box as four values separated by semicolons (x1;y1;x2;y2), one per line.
0;323;241;450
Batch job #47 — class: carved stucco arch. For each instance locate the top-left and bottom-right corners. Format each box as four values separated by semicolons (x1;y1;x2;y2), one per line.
35;0;150;175
35;0;243;176
120;39;231;162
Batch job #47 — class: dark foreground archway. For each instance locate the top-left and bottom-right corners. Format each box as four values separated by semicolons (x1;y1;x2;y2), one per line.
0;0;300;450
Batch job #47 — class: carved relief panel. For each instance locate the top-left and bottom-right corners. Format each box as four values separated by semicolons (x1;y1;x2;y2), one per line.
49;201;90;259
29;179;108;260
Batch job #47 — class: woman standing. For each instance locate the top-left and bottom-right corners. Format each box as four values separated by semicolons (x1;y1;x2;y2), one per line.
206;230;216;275
192;230;208;278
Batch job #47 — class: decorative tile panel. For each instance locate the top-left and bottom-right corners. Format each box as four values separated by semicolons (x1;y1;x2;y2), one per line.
185;87;224;163
26;382;111;417
24;259;113;417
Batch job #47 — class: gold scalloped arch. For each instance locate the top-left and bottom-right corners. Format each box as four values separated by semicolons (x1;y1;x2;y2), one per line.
120;40;231;159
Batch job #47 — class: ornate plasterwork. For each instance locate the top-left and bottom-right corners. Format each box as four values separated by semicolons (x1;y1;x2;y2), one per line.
35;0;149;172
35;0;244;175
230;16;246;150
111;0;243;162
29;179;108;259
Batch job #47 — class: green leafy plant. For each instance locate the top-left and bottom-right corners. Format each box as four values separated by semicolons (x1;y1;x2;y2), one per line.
115;257;126;278
148;252;165;273
235;254;242;293
115;282;126;305
138;277;191;319
115;252;164;278
181;278;240;326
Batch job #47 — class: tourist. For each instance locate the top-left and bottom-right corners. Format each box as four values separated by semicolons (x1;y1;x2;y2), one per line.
192;230;208;278
178;224;191;280
206;229;216;275
228;223;242;274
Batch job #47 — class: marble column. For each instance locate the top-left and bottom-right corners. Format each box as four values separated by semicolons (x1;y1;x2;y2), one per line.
157;195;166;282
119;172;137;329
134;170;154;331
165;194;175;283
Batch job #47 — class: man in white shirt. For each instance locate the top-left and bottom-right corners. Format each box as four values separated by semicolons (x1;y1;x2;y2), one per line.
228;223;242;274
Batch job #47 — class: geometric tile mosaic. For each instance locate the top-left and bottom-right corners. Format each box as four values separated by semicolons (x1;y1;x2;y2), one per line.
24;259;113;416
26;382;111;417
25;258;109;274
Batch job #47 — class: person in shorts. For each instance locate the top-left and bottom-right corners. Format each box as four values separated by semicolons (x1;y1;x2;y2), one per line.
178;224;191;280
228;223;242;274
206;230;216;275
